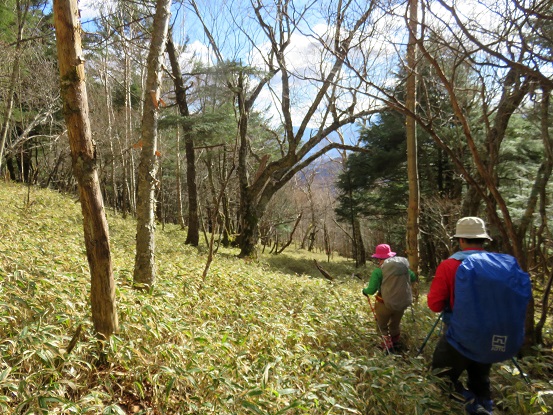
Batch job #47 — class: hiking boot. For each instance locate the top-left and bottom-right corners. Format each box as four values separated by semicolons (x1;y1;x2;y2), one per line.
479;399;493;414
380;335;393;351
391;342;403;353
465;400;492;415
391;334;403;352
450;386;474;403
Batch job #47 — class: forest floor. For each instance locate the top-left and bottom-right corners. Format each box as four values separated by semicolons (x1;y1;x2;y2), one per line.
0;181;551;414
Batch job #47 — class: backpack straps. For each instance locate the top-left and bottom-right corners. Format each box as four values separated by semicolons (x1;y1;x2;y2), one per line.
449;250;484;261
441;250;484;324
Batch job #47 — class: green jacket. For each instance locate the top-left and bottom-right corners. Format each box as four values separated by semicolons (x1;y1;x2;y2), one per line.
362;266;417;296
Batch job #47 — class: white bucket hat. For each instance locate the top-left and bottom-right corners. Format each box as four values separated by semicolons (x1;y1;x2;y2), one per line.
452;216;492;240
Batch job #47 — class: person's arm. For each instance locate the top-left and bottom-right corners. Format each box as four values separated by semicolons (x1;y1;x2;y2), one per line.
409;269;417;282
362;268;382;296
427;262;451;312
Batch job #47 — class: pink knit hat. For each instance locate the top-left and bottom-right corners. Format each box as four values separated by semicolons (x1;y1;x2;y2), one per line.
372;244;396;259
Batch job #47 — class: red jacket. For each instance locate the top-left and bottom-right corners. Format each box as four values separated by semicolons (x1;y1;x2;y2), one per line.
427;248;486;312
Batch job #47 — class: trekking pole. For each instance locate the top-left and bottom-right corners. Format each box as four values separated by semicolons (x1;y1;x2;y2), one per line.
366;295;391;354
366;294;377;318
511;357;531;385
416;311;444;357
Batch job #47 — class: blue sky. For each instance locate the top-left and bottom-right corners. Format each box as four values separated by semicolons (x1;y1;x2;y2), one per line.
72;0;400;154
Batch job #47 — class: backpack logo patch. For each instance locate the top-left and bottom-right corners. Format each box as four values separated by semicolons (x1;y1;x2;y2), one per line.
491;335;507;352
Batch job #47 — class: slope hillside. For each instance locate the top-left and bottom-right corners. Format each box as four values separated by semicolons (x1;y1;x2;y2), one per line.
0;182;550;414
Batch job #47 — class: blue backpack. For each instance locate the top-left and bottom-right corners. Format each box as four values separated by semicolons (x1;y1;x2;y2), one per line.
446;251;532;364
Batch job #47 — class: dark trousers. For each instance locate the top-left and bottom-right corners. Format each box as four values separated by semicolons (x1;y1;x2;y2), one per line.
431;335;492;400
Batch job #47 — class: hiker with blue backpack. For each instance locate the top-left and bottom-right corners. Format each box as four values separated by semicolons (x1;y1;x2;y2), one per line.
427;217;531;415
363;244;417;352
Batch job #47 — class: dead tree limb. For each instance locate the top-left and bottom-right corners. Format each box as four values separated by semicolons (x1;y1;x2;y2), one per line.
275;212;303;254
314;260;334;282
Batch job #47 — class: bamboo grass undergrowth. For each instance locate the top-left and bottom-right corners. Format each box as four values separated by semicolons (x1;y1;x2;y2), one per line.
0;182;551;414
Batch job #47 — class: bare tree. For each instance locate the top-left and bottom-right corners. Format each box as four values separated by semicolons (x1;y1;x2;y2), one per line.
133;0;172;288
53;0;118;339
405;0;420;282
190;0;383;258
166;28;200;246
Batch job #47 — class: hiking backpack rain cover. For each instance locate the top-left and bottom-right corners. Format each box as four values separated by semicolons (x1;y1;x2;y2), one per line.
380;256;413;311
446;252;532;364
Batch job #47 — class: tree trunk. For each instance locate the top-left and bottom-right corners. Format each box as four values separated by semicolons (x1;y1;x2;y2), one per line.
308;229;317;252
535;268;553;344
123;44;132;217
166;30;199;245
101;56;117;211
156;165;164;226
352;217;366;267
53;0;118;339
236;70;258;258
460;184;482;216
238;202;261;258
300;223;313;250
406;0;420;278
204;154;219;235
221;193;231;246
521;87;552;348
133;0;172;288
324;224;331;262
175;125;186;229
222;150;233;245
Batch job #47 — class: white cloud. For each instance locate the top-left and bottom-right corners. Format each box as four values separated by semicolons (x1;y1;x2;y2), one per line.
77;0;109;21
181;40;212;68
